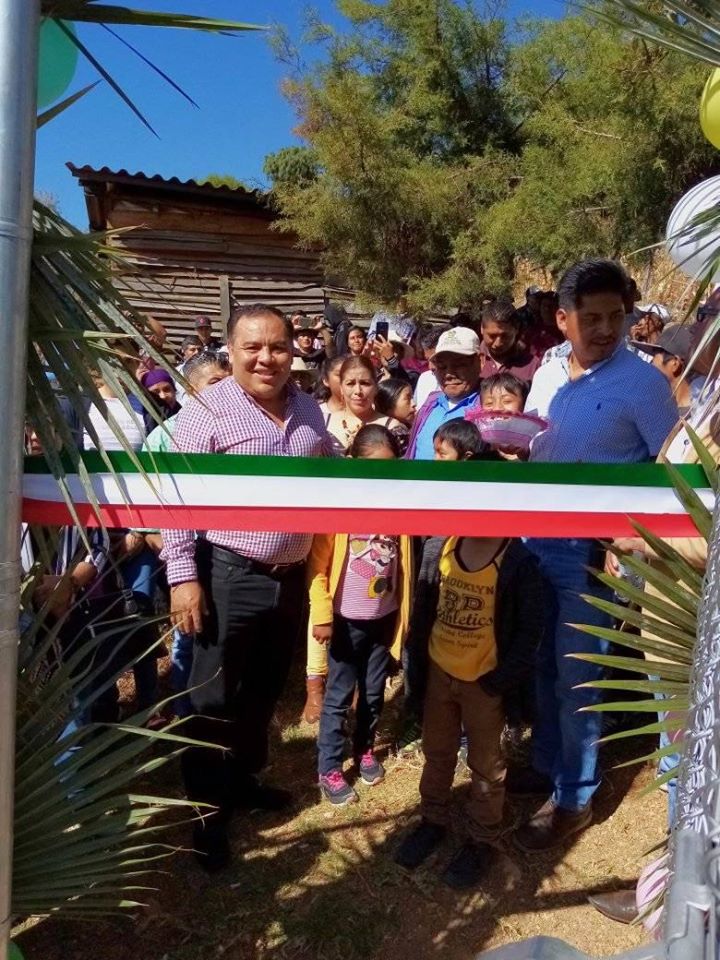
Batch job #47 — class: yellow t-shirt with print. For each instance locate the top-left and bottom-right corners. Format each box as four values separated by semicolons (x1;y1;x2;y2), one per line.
429;538;500;682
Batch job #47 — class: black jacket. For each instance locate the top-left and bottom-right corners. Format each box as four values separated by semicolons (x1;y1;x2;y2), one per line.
406;536;545;700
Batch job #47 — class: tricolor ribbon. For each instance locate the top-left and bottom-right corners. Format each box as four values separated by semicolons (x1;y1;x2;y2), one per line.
21;453;714;538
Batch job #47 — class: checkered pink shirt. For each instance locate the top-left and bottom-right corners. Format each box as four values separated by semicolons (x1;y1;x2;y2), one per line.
161;377;334;584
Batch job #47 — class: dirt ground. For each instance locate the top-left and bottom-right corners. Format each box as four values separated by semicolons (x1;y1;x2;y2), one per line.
16;664;665;960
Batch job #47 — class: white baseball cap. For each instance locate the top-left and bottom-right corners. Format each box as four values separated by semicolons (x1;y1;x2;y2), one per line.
637;303;671;325
434;326;481;359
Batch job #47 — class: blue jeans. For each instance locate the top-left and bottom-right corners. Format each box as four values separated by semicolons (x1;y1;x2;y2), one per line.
317;613;394;776
525;538;614;811
121;547;160;710
654;688;679;828
171;629;194;718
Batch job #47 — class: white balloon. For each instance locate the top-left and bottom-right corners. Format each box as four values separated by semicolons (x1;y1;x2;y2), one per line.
666;175;720;281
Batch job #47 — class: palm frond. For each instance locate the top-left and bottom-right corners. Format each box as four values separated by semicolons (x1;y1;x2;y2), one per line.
599;0;720;68
12;610;218;917
41;4;265;33
37;81;100;127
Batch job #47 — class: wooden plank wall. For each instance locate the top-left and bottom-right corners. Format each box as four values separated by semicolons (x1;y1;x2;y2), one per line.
105;196;327;348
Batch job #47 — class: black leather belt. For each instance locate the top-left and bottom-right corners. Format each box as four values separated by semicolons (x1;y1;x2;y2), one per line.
207;543;305;579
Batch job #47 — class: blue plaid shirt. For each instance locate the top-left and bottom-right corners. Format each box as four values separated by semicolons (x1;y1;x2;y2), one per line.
526;343;678;463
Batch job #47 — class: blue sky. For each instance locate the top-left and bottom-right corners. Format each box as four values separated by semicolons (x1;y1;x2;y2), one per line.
36;0;563;227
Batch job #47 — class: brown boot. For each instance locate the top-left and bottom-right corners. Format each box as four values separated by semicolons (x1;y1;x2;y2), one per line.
513;799;592;852
588;889;638;925
303;676;325;724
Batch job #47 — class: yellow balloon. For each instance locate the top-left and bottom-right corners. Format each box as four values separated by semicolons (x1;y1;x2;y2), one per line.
700;68;720;149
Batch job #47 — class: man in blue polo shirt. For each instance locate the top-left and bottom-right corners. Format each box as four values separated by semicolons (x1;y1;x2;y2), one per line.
405;327;482;460
512;259;678;853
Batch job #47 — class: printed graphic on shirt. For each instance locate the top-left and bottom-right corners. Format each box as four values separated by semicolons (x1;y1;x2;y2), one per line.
429;539;499;682
348;535;396;597
336;534;400;620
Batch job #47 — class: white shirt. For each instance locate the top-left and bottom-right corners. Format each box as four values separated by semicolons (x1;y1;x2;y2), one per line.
83;397;145;452
414;368;439;408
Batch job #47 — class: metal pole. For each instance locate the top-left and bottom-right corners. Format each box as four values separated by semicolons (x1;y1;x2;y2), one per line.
0;2;40;958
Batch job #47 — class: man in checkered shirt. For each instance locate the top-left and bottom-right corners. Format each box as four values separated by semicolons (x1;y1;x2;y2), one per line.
162;303;334;871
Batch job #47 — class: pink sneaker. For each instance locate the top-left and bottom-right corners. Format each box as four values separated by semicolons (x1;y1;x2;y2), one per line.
358;751;385;786
319;769;359;806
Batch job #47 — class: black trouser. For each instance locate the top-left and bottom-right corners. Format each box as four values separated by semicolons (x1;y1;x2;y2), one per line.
180;544;306;826
317;613;394;776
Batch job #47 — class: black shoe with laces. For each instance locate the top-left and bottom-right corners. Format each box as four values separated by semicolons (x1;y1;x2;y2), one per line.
442;841;495;890
394;820;446;870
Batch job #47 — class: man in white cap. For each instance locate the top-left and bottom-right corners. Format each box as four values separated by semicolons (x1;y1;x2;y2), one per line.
405;326;482;459
628;303;671;348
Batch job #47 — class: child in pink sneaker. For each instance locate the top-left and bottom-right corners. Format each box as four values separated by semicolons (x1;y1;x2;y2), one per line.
310;425;413;805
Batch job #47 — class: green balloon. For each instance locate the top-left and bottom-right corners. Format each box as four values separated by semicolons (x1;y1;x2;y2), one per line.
9;942;25;960
38;19;79;109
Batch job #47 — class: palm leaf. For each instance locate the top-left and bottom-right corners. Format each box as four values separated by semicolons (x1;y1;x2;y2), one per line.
599;0;720;67
12;612;218;917
42;4;265;32
37;81;100;126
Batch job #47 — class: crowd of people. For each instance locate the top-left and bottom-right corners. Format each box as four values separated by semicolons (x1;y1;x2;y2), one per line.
25;260;720;908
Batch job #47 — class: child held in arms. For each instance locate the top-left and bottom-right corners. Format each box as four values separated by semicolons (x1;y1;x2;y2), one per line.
395;421;545;889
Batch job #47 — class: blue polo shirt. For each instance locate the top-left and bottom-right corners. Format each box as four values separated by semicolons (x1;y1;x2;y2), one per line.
526;343;678;463
413;390;480;461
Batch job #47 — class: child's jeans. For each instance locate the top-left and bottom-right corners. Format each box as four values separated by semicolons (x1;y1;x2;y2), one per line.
317;612;394;776
420;661;506;842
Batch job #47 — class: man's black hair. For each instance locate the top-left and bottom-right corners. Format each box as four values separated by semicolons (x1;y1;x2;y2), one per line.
181;334;203;351
419;325;447;351
481;299;520;329
227;303;293;343
557;259;630;312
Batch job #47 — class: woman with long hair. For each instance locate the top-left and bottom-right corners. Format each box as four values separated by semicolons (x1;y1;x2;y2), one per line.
326;356;406;454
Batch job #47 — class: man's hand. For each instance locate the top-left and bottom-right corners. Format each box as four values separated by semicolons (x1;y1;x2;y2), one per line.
312;623;333;645
171;580;207;635
35;575;73;616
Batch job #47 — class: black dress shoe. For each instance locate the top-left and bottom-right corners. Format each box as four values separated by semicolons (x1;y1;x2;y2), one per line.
235;779;293;812
193;822;231;873
588;889;638;925
442;841;495;890
505;766;554;797
394;820;446;870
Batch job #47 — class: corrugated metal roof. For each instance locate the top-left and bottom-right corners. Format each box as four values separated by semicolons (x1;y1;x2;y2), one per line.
66;163;269;204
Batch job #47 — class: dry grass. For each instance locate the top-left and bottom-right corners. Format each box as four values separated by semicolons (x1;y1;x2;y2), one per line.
16;668;665;960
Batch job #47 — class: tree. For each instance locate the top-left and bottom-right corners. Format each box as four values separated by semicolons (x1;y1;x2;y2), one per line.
264;146;320;188
269;1;719;309
201;173;253;191
267;0;518;301
464;11;719;287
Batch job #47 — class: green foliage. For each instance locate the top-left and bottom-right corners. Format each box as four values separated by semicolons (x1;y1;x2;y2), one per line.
573;441;716;798
201;173;252;191
264;146;320;188
269;1;719;307
267;0;517;300
470;11;719;284
13;596;213;917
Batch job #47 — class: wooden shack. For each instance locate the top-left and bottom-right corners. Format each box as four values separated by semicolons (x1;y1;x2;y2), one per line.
68;164;327;345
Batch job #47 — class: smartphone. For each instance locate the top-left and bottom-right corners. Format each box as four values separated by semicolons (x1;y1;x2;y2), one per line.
375;320;389;341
